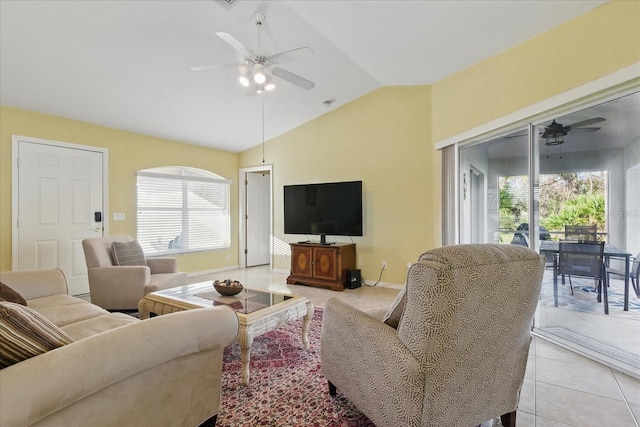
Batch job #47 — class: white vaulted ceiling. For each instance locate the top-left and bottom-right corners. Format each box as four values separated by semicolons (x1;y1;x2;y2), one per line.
0;0;607;153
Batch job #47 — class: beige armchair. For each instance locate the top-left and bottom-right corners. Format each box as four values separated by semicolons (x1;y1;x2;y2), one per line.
82;235;187;310
321;244;545;427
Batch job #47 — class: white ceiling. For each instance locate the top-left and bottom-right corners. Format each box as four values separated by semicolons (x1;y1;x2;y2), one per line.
0;0;607;153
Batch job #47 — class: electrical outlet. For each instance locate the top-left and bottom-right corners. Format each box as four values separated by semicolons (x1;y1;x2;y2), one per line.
358;260;364;268
382;261;387;269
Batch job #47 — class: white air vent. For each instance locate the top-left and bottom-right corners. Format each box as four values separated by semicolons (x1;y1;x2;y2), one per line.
214;0;236;9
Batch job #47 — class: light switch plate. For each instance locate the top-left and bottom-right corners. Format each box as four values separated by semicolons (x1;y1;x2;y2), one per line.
113;213;126;221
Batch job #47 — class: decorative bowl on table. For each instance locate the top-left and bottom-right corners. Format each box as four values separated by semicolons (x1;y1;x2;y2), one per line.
213;279;244;296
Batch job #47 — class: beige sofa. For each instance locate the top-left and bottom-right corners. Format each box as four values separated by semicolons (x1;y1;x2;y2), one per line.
0;269;238;427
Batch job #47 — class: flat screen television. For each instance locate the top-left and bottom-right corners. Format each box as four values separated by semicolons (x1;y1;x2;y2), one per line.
284;180;363;245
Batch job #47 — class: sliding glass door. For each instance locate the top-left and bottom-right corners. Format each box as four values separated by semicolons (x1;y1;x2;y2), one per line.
533;93;640;376
459;128;530;246
456;91;640;377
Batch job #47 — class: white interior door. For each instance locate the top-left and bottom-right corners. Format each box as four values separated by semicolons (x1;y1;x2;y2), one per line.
245;171;271;267
15;139;104;295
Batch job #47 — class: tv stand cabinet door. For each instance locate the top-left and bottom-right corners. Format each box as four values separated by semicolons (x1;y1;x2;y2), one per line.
312;247;338;282
291;245;313;278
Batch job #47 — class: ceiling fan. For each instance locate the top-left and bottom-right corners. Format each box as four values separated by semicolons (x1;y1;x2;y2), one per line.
507;117;606;145
191;13;315;94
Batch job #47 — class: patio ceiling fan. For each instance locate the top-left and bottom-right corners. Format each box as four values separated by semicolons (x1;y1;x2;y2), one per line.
540;117;606;145
190;13;315;95
507;117;606;145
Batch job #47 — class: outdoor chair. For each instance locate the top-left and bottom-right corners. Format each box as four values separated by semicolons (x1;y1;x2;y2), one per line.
556;241;608;314
321;244;545;427
607;252;640;299
564;224;598;242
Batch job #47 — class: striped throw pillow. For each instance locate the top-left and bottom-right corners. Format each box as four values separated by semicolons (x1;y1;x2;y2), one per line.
111;240;146;266
0;301;74;368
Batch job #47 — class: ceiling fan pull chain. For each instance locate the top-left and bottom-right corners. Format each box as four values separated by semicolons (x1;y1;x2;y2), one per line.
262;95;266;164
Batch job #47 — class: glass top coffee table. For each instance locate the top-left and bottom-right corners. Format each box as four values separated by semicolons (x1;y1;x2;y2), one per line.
138;281;314;385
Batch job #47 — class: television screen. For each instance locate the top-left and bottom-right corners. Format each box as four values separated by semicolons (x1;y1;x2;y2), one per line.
284;181;363;242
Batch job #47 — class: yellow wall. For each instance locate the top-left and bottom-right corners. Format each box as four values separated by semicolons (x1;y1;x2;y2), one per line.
240;86;439;283
1;1;638;285
0;106;239;272
431;0;640;143
239;0;639;285
240;86;433;283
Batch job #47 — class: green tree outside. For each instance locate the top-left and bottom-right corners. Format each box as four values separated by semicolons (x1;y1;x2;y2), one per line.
499;171;606;241
542;193;605;233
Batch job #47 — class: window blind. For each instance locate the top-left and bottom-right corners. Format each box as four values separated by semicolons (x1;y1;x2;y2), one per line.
137;170;231;255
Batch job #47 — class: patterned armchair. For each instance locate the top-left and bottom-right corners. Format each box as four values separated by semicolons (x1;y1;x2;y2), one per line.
321;244;545;427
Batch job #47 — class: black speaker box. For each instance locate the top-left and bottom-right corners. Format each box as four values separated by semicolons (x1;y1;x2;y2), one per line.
347;269;361;289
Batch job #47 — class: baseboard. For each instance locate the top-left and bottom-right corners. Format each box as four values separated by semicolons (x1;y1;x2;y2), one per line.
185;266;404;289
187;265;239;277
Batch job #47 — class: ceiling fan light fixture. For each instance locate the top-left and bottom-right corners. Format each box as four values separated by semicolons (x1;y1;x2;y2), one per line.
238;64;251;87
264;75;275;91
545;133;564;146
254;70;266;84
239;75;250;87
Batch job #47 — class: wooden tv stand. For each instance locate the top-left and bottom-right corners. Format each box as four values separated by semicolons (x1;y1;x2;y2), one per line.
287;243;356;291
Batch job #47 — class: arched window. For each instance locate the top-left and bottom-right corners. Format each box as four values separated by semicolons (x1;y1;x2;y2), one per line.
136;166;231;255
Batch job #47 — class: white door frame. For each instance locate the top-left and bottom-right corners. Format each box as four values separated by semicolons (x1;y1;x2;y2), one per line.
11;135;109;269
469;165;486;243
238;164;273;269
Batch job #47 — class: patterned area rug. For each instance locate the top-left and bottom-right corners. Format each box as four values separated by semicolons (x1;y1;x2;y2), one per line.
217;308;375;427
538;274;640;316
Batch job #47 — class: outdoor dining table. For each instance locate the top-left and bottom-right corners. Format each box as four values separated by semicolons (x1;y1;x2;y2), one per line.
539;240;632;312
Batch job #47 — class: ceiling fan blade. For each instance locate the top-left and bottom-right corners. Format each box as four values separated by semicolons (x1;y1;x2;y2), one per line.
272;67;315;91
269;47;313;65
505;132;527;138
215;32;254;58
190;63;238;71
571;127;601;132
566;117;606;128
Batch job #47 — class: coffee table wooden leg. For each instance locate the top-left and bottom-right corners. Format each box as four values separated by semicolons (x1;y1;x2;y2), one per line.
238;324;254;386
138;299;151;320
302;302;314;349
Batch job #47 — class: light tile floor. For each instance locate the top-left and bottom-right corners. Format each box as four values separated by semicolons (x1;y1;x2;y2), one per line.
189;266;640;427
